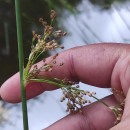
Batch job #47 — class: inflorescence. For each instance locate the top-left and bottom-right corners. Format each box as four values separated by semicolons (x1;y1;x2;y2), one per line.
60;86;96;113
24;10;66;82
24;10;124;124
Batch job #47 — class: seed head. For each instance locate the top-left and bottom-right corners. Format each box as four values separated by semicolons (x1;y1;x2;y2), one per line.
39;18;44;23
44;25;53;35
59;84;96;114
50;10;56;19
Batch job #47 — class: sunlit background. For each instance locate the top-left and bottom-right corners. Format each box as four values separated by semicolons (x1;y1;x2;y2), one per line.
0;0;130;129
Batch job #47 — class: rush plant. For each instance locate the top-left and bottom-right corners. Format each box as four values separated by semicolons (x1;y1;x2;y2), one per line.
15;0;124;130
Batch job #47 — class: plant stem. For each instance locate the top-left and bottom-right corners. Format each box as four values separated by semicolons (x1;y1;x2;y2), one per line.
91;95;109;107
15;0;29;130
30;78;66;87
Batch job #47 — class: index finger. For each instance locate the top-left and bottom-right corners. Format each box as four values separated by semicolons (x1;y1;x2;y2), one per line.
0;43;128;103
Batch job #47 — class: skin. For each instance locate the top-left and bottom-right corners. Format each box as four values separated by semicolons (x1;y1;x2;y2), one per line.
1;43;130;130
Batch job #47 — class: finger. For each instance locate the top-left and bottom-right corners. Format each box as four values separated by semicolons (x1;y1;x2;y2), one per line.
43;95;118;130
0;43;129;102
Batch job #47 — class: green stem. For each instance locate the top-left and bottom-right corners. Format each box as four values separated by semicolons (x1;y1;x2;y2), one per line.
15;0;29;130
51;19;54;26
91;95;109;107
30;78;66;87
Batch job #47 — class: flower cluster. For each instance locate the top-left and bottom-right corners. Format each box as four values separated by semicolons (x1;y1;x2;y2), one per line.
29;53;59;79
111;88;124;96
24;10;66;82
60;86;96;113
51;78;95;113
109;105;124;124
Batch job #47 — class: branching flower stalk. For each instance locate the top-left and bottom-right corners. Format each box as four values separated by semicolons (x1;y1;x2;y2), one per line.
15;5;124;129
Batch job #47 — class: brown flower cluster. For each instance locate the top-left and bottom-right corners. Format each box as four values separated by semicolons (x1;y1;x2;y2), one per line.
57;79;96;113
109;105;123;124
29;53;64;79
24;10;66;82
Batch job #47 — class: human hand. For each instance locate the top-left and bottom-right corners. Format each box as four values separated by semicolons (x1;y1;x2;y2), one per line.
1;43;130;130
